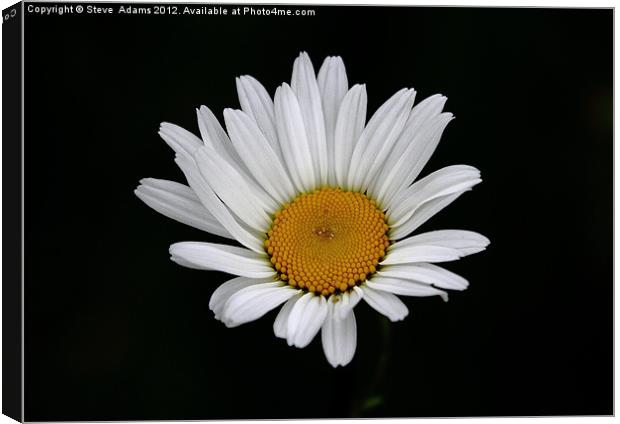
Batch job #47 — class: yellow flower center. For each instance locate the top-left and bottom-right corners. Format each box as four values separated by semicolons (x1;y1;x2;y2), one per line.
265;187;390;297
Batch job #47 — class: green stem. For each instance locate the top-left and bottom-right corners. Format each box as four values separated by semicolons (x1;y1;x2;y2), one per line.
349;316;392;417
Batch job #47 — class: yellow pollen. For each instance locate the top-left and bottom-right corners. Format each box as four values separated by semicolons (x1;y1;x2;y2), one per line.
266;187;389;296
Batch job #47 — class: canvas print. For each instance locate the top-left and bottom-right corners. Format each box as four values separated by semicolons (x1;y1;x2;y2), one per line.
2;2;613;421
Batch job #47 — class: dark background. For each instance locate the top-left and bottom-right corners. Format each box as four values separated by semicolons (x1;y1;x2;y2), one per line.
22;4;612;420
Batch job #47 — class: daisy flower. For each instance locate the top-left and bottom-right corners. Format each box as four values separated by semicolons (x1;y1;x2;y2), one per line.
135;52;489;367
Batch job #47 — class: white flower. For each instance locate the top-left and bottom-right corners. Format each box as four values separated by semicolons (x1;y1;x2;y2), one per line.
135;52;489;367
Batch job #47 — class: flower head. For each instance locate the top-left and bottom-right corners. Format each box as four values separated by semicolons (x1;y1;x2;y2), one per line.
135;52;489;367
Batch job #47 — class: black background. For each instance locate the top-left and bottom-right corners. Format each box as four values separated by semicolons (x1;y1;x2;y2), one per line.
23;4;612;420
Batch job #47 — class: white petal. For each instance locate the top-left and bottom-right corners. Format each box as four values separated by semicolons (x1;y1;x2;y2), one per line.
388;165;482;240
175;155;265;252
389;166;480;226
134;178;233;239
378;263;469;290
321;299;357;367
334;84;367;189
337;288;363;320
273;293;302;339
372;112;454;206
381;245;462;265
335;303;357;365
285;292;312;342
393;110;453;190
221;282;300;328
381;94;448;169
223;109;296;204
274;83;316;193
286;293;328;348
170;256;209;270
317;56;348;186
196;106;247;174
367;277;448;302
194;147;272;232
291;52;328;185
169;242;274;278
321;301;339;367
409;93;448;122
360;284;409;322
209;276;267;320
347;88;416;193
159;122;203;160
196;109;280;213
391;230;490;256
390;192;470;241
235;75;280;155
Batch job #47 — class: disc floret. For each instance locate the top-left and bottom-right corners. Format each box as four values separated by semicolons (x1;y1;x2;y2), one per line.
265;187;390;296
